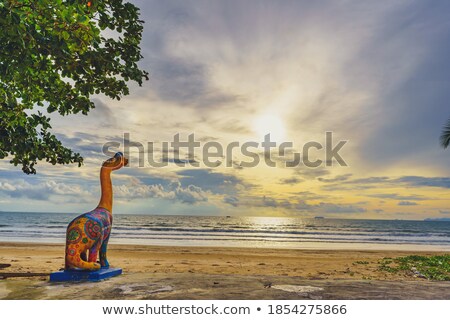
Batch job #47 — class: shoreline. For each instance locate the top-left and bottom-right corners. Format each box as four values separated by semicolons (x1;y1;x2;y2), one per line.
1;239;449;252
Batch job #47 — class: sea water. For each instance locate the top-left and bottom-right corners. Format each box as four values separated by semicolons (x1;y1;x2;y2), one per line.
0;212;449;250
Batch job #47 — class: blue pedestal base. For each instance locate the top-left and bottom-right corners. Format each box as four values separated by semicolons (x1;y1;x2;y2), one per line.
50;267;122;282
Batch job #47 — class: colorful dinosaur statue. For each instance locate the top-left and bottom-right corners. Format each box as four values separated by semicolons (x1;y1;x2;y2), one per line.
65;152;128;270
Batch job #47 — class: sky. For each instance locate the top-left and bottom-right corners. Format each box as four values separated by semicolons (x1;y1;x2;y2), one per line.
0;0;450;219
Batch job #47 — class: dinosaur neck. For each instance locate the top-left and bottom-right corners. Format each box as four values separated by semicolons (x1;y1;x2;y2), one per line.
97;168;113;213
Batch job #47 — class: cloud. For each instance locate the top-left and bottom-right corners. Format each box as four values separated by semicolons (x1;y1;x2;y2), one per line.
172;183;208;204
294;167;330;180
132;1;240;109
115;179;208;204
318;203;367;214
394;176;450;189
90;98;116;126
291;191;328;200
149;57;239;108
333;0;450;172
0;179;91;201
318;174;353;183
292;200;366;214
176;169;251;195
233;194;366;215
366;193;430;201
218;120;252;135
56;132;109;161
322;176;450;191
223;195;239;207
279;177;303;185
398;201;418;206
227;194;292;210
262;196;282;208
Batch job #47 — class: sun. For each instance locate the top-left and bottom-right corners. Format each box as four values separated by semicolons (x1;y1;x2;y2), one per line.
253;114;286;141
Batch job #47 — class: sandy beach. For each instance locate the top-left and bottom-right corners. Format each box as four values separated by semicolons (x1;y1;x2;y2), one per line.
1;242;449;299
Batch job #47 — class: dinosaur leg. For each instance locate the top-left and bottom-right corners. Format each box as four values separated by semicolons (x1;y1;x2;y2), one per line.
88;238;102;263
65;218;102;271
99;232;110;268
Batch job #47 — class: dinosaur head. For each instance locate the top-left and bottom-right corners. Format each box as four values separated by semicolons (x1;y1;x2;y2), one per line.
102;152;129;171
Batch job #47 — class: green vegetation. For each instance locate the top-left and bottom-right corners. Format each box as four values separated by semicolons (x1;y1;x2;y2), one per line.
0;0;148;173
441;118;450;148
379;255;450;281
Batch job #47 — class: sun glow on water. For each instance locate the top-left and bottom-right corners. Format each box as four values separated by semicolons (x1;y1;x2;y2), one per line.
247;216;300;231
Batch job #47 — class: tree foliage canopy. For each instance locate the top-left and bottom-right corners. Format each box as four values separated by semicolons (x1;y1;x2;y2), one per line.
0;0;148;173
441;118;450;149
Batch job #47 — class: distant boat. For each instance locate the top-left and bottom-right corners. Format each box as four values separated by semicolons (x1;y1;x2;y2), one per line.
314;216;325;219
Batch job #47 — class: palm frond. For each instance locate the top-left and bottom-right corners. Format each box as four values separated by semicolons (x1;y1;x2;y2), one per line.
440;118;450;149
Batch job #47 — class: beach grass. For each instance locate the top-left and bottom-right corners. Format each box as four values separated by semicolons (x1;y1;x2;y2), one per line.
379;255;450;281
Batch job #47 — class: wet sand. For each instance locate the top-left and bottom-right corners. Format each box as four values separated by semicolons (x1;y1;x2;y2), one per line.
0;242;449;299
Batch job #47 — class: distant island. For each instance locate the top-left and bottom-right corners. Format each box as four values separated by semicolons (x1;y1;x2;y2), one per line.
424;218;450;222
